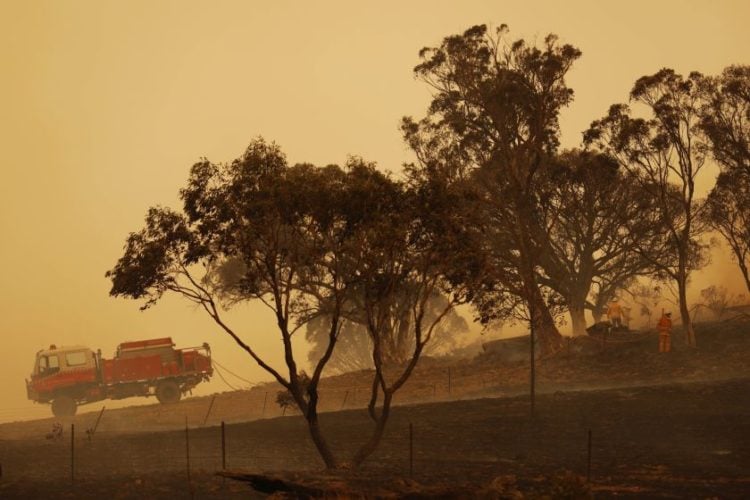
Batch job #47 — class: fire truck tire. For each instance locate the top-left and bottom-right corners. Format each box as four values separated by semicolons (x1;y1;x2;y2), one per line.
156;380;181;404
51;396;77;417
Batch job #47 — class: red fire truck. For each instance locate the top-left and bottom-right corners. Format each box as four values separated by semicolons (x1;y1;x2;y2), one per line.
26;337;213;417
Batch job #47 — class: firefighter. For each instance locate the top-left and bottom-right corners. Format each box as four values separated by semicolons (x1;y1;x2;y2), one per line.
657;311;673;353
606;298;623;329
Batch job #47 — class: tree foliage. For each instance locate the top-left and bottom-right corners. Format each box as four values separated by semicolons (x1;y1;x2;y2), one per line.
706;170;750;292
699;65;750;177
701;65;750;293
109;139;358;467
108;139;462;468
403;24;581;353
535;150;662;334
585;69;711;346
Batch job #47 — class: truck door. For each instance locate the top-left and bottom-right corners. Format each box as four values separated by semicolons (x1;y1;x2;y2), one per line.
37;354;60;377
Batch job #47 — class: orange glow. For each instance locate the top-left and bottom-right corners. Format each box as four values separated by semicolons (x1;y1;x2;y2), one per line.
1;0;748;421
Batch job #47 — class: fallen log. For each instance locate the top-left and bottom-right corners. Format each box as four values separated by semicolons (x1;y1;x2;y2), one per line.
217;471;329;497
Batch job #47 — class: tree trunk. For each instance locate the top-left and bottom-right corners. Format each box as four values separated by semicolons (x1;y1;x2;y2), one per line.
520;267;563;355
305;412;338;469
569;303;588;336
517;223;563;355
738;258;750;294
351;392;393;466
592;308;603;324
566;285;591;336
676;265;697;347
300;379;337;469
531;286;563;354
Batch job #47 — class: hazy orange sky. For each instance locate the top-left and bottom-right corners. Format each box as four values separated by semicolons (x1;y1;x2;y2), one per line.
1;1;748;421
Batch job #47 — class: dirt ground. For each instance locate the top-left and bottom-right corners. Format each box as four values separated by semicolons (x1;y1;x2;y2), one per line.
1;320;749;498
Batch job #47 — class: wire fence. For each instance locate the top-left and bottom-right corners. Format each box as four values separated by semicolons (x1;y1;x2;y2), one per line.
0;416;602;488
2;361;746;498
0;354;653;487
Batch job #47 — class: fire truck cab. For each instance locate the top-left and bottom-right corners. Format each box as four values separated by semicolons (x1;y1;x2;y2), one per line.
34;345;96;377
27;345;100;417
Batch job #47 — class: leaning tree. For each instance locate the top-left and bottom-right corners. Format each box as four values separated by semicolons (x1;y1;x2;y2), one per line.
108;139;354;467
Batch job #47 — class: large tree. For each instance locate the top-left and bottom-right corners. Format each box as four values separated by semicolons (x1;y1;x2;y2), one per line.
109;139;353;467
536;150;662;334
107;140;461;469
706;170;750;292
585;69;712;347
701;65;750;291
339;163;467;465
402;24;581;354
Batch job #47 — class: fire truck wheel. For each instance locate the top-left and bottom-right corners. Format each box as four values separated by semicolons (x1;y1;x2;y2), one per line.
156;380;181;404
51;396;77;417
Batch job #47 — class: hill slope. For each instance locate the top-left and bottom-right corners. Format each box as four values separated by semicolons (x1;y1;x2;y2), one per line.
1;319;748;440
0;320;748;497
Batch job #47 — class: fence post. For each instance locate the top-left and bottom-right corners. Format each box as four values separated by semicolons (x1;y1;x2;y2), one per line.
185;417;191;490
89;406;106;441
587;428;592;482
409;422;414;477
340;390;349;410
70;423;75;485
529;302;536;419
447;368;452;396
203;395;217;426
262;392;268;417
221;421;226;470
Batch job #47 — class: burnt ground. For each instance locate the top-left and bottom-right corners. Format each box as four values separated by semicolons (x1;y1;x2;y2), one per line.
1;320;749;498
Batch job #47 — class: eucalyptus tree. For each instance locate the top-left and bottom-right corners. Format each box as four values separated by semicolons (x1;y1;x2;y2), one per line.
108;139;463;469
536;150;662;335
336;161;468;465
706;170;750;292
108;139;354;467
585;70;712;347
701;65;750;292
402;24;582;354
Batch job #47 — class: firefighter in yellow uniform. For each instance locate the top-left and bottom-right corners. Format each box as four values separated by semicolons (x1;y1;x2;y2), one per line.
607;298;623;329
657;312;672;353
